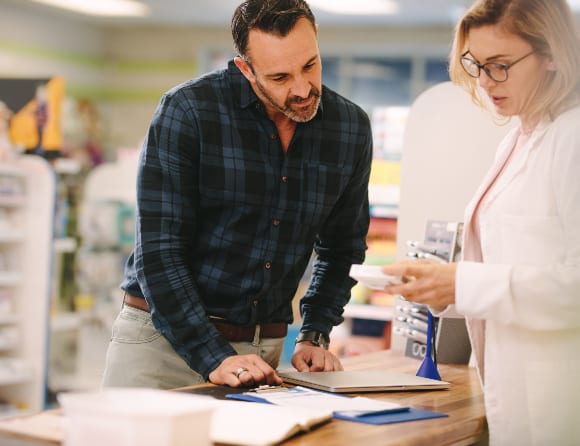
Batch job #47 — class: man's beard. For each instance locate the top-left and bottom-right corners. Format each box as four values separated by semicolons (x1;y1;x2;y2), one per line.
255;78;321;123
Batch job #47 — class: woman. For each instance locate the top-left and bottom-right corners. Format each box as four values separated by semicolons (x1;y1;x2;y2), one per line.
383;0;580;444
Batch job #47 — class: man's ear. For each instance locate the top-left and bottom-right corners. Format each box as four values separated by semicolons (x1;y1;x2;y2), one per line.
234;56;254;81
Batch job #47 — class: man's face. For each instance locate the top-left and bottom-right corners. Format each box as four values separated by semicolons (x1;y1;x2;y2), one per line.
235;18;322;123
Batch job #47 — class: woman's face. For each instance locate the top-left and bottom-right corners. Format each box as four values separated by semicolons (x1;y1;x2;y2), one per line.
466;25;551;123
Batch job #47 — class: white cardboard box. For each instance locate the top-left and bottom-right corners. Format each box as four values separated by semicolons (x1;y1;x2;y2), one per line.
58;388;216;446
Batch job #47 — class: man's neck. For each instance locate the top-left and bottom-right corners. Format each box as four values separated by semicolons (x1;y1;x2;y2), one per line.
269;113;296;154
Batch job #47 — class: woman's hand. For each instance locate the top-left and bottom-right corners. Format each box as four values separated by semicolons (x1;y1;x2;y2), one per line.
382;260;457;310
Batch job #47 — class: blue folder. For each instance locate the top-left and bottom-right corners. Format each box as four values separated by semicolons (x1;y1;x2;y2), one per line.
333;407;447;425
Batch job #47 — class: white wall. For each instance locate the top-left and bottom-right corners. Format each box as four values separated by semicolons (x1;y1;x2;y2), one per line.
396;82;516;257
0;4;107;86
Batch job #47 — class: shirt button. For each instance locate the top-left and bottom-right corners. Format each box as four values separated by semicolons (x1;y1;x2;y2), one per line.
265;261;272;269
273;219;280;226
281;176;287;183
271;133;278;140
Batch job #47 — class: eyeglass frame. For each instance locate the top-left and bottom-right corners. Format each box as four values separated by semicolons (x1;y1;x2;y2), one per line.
460;51;535;83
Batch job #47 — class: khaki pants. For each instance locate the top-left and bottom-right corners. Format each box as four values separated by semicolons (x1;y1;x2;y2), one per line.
101;305;285;389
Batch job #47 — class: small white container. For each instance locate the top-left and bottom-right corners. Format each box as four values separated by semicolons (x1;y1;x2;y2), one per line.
58;388;216;446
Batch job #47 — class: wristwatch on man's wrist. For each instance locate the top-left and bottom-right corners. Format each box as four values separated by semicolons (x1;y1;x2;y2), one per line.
295;330;330;350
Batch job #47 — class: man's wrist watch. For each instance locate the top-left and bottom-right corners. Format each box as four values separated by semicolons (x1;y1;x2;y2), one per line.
295;330;330;350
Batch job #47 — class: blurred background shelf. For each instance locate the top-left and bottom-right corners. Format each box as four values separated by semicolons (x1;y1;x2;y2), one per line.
0;157;55;418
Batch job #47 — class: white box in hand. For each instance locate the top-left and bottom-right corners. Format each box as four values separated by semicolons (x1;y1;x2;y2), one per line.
349;264;404;290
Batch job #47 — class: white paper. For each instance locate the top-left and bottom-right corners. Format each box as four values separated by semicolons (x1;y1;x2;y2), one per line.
210;400;331;446
248;386;406;414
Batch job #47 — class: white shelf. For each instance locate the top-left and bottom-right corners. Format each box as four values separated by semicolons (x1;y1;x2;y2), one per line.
0;374;32;386
54;237;77;253
343;303;393;321
51;312;81;332
0;408;36;420
0;359;34;385
0;343;18;352
0;272;22;286
0;196;25;208
0;315;20;325
0;156;54;414
53;157;81;175
0;165;24;177
0;232;24;243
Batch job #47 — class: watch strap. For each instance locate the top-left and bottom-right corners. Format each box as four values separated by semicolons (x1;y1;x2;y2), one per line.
295;330;330;350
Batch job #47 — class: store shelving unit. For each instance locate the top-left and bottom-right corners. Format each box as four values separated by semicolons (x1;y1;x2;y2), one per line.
49;153;138;393
0;156;55;417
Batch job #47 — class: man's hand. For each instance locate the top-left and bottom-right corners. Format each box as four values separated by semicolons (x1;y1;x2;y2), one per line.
291;343;343;372
208;354;283;388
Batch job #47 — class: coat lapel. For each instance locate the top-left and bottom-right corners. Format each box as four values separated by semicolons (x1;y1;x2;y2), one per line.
461;127;519;385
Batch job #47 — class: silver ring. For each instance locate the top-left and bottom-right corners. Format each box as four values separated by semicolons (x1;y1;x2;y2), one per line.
235;367;248;378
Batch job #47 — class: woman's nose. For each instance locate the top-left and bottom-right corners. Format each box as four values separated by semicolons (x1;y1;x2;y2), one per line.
478;69;496;88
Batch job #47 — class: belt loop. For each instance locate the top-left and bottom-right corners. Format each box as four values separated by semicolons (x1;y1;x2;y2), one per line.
252;324;261;347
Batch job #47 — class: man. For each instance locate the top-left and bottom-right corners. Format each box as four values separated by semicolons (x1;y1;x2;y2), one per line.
102;0;372;389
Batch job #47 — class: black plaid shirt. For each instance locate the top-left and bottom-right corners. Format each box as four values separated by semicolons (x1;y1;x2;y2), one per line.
121;60;372;379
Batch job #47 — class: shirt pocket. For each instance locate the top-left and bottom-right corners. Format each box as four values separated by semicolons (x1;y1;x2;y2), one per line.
500;215;564;265
298;162;350;227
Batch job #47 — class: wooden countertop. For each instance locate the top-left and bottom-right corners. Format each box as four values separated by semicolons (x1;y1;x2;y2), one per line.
0;349;486;446
279;350;486;446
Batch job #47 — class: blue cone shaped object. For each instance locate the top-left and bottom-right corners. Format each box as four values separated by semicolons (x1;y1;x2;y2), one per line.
416;352;441;380
416;311;442;381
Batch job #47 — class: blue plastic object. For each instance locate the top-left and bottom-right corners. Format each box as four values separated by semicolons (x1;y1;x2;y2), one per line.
416;311;442;380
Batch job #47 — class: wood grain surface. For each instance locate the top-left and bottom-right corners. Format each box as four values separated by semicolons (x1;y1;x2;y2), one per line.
0;349;486;446
277;350;486;446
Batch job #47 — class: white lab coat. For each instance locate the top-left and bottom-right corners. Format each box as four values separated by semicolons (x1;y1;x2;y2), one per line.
452;105;580;445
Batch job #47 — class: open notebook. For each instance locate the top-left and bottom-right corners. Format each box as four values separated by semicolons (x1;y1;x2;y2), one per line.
278;370;450;393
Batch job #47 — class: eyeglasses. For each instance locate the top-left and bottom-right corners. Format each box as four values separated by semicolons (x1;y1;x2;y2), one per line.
460;51;534;83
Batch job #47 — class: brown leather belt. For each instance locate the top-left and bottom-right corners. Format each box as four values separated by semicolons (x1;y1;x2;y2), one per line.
123;293;150;312
123;293;287;341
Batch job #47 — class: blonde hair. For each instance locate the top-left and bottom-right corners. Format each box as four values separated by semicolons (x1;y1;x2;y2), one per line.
449;0;580;122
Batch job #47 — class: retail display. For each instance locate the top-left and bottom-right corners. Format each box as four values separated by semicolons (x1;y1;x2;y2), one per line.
0;155;54;416
75;156;137;307
49;155;138;393
392;220;471;365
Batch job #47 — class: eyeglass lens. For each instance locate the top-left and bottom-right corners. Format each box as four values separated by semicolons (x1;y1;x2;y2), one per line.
461;58;508;82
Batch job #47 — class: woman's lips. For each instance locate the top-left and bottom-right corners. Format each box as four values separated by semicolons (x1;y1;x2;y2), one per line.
490;95;506;107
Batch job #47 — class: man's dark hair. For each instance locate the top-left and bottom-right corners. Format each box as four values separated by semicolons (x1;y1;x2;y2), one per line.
231;0;316;60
